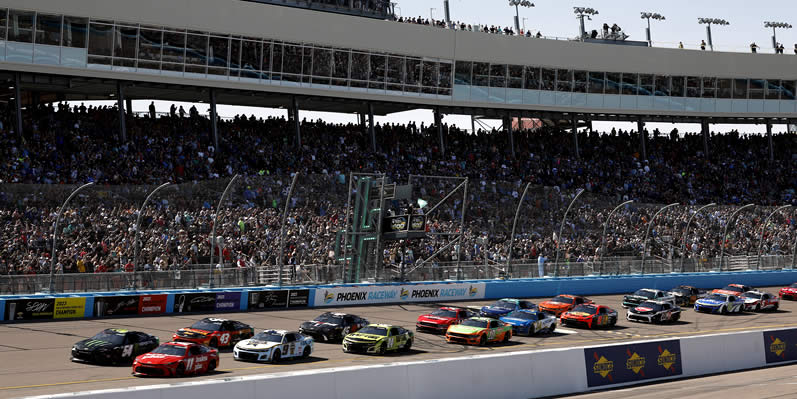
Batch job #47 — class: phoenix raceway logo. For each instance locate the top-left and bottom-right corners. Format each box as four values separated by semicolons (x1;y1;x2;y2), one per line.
592;353;614;381
625;350;646;375
400;288;410;300
324;291;335;304
469;285;478;297
770;337;787;358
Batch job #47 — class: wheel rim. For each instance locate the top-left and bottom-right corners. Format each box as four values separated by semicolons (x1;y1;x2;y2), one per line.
303;347;311;358
272;350;280;363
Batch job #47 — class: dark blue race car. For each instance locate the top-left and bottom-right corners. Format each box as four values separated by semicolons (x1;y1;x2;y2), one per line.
499;310;557;336
480;298;537;318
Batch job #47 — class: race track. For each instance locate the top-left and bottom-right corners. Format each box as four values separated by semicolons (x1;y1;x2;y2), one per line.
1;287;796;398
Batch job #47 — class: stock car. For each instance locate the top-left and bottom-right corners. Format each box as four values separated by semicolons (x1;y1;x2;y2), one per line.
779;283;797;300
621;289;675;308
233;330;313;363
172;318;254;348
499;310;557;336
741;291;780;312
538;295;593;317
694;293;745;314
712;284;754;296
71;329;159;365
668;285;707;306
299;312;369;342
415;307;475;334
132;342;219;377
479;298;537;318
626;300;682;324
445;317;512;345
560;304;618;329
341;324;413;355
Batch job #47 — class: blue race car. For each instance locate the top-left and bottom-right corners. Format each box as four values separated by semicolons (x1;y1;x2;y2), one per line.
480;298;537;318
499;310;557;336
694;293;745;314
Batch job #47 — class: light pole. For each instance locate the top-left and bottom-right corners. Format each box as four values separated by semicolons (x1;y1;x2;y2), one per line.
554;188;585;277
598;200;634;275
509;0;534;35
429;7;436;22
48;182;94;293
698;18;730;51
640;203;679;275
680;203;716;273
640;12;665;46
133;182;172;290
764;21;792;51
719;204;755;271
209;174;239;289
522;17;528;33
574;7;599;40
506;182;531;277
756;205;792;270
277;173;300;287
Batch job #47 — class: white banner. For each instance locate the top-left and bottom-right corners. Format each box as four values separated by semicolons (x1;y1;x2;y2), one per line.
314;282;486;307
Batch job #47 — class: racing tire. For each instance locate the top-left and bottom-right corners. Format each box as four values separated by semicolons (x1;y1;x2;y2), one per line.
774;303;779;311
208;360;216;372
271;349;281;363
548;324;556;334
302;346;311;358
401;339;412;352
176;363;186;377
502;332;511;343
479;335;488;346
720;305;727;315
672;313;680;322
755;304;761;312
342;326;351;337
209;338;219;348
378;343;387;355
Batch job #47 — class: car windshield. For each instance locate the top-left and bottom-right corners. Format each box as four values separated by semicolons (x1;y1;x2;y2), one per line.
506;311;537;320
151;344;187;356
490;300;516;309
551;296;574;304
357;326;388;336
461;319;489;328
90;331;126;345
721;285;743;292
636;302;663;311
633;290;656;298
430;309;458;318
189;319;223;331
572;305;597;314
670;288;688;294
790;283;797;288
742;292;762;299
314;313;344;323
252;332;284;342
705;293;728;301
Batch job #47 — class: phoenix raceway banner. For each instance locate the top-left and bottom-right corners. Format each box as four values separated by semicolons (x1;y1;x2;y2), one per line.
764;329;797;364
314;282;486;307
584;340;683;388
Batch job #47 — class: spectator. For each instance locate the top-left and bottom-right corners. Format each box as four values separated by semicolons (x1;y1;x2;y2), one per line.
700;40;707;50
678;41;684;49
751;42;759;53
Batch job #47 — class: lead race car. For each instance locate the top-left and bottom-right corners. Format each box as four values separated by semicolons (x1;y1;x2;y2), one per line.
233;330;313;363
72;329;159;365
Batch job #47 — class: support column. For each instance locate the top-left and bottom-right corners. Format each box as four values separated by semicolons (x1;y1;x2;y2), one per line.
767;121;774;161
125;98;133;116
702;120;710;157
435;107;445;156
572;116;580;159
587;118;593;133
368;103;376;152
292;96;301;148
637;118;646;160
210;88;219;151
31;92;40;111
471;115;476;134
116;81;127;143
14;72;22;138
504;114;515;159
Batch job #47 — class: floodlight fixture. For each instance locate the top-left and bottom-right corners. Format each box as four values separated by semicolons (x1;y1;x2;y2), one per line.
697;18;730;51
509;1;534;35
765;21;792;50
640;12;666;45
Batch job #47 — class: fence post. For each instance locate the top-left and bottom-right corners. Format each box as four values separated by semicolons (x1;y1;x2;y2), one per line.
210;175;239;289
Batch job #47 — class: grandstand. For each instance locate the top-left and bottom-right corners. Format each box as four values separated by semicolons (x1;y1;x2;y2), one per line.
1;0;797;295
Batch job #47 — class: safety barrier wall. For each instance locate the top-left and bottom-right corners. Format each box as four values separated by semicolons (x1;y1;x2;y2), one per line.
29;327;797;399
4;270;797;322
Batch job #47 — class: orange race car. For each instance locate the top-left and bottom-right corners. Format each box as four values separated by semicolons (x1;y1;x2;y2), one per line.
712;284;753;296
560;304;618;329
538;295;593;317
172;317;254;348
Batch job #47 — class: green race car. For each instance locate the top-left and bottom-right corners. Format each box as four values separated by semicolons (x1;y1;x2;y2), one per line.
341;324;413;355
445;317;512;345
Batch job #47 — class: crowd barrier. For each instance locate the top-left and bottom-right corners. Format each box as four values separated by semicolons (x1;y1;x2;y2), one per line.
28;326;797;399
3;269;797;322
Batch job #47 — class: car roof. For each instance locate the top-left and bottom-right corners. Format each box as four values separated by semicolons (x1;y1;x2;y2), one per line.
260;329;291;335
553;294;578;298
200;317;229;322
639;300;672;305
498;298;521;302
365;324;396;328
638;288;660;292
726;284;747;288
439;307;462;311
743;290;766;295
164;341;192;347
104;328;129;334
506;309;539;314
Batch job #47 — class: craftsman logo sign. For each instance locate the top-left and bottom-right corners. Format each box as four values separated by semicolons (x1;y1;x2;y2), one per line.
584;340;682;387
763;329;797;364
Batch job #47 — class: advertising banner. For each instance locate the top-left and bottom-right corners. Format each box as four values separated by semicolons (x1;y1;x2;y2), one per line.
314;282;486;307
138;294;168;315
53;297;86;319
584;340;682;388
4;298;55;321
173;292;217;313
763;329;797;364
248;290;289;310
94;296;139;317
214;292;242;311
288;289;310;308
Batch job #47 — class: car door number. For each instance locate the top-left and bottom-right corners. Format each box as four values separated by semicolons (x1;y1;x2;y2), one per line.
488;329;496;339
121;344;134;357
219;333;231;345
598;315;607;325
387;338;394;348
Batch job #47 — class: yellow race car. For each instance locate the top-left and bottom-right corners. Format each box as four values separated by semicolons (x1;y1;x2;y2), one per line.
342;324;413;355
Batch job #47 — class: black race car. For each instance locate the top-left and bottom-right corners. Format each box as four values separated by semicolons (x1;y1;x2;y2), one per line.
299;312;368;342
72;328;159;364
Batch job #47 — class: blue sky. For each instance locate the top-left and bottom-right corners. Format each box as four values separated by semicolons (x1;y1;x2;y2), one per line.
132;0;795;134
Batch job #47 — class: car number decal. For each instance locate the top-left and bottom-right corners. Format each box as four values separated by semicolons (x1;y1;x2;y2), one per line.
387;337;394;348
488;329;496;339
219;333;231;345
121;344;134;357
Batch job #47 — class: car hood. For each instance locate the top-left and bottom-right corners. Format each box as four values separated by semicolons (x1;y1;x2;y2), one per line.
499;317;533;326
630;306;655;314
301;321;339;331
781;288;797;292
743;298;761;303
74;339;115;351
417;315;455;324
564;312;593;318
236;339;280;350
697;299;724;305
624;295;650;301
135;353;182;365
481;306;512;314
447;325;486;335
343;333;383;342
713;290;742;296
175;328;211;337
539;301;569;309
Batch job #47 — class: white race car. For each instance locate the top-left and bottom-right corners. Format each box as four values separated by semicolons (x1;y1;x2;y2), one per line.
233;330;313;363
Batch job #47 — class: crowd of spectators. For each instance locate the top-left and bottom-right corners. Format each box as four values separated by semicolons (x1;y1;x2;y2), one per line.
0;103;796;278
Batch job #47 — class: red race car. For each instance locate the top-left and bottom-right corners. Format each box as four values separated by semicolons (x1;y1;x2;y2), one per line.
742;291;780;311
416;307;475;334
132;342;218;377
779;283;797;300
560;304;618;329
712;284;753;296
173;317;254;348
538;295;593;317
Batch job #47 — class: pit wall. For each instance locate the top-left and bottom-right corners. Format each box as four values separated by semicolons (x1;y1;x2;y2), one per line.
3;269;797;322
27;327;797;399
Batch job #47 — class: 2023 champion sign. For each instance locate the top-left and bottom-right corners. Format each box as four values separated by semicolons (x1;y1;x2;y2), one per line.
314;283;486;307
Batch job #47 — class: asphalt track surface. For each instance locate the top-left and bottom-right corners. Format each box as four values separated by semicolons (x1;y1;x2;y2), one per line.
1;287;796;399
